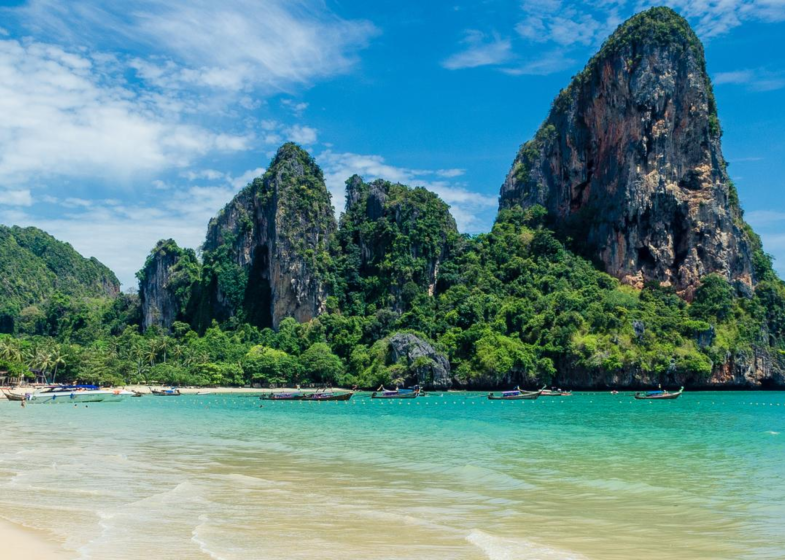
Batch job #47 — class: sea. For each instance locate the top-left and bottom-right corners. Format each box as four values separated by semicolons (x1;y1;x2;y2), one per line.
1;391;783;560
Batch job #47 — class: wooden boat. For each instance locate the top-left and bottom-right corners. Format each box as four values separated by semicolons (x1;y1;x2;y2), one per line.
304;391;353;401
150;387;181;396
540;388;573;397
260;391;305;401
634;387;684;400
487;387;543;400
371;387;420;399
2;389;28;401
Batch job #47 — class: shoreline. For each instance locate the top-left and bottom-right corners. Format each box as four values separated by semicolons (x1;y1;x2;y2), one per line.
3;385;784;400
0;519;71;559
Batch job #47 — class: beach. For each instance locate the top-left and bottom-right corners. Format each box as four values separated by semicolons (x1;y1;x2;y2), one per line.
1;519;72;559
1;391;783;559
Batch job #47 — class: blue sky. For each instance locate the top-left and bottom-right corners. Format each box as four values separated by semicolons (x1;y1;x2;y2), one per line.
0;0;784;287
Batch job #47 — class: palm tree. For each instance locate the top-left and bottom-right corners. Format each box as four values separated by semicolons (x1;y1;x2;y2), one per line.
0;338;22;364
49;345;66;384
171;344;185;364
157;337;170;364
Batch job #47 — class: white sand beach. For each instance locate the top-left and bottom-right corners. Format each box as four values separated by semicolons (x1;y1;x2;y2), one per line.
0;519;71;559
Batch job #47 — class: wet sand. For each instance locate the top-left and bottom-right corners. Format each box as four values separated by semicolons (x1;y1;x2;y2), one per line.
0;519;71;559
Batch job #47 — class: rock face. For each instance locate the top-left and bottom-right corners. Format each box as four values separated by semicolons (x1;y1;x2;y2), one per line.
339;176;457;308
555;345;785;390
388;333;452;390
138;239;199;331
198;143;336;330
499;7;754;299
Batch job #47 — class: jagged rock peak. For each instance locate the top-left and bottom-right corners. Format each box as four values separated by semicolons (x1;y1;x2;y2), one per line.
199;143;336;330
338;176;458;306
499;7;754;299
137;239;200;331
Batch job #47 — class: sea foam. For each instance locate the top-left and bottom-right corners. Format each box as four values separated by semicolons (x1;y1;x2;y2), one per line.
466;529;589;560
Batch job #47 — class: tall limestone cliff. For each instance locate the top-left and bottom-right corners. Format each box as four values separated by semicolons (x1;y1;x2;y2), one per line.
197;143;336;330
137;239;200;331
336;176;458;312
499;7;754;299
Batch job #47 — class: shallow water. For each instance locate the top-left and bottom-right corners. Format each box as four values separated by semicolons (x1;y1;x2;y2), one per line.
1;392;783;559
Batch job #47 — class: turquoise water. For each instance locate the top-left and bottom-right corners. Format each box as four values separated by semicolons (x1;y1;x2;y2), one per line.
1;392;784;559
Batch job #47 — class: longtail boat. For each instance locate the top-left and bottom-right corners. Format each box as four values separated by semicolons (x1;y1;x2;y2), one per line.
150;387;181;396
487;387;543;400
634;386;684;400
260;391;305;401
371;387;420;399
2;389;28;401
304;391;353;401
540;388;573;397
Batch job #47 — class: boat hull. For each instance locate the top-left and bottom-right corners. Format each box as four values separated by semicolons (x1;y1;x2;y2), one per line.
634;393;682;400
371;392;418;399
487;391;541;401
634;388;684;400
27;390;134;404
261;393;305;401
305;392;353;401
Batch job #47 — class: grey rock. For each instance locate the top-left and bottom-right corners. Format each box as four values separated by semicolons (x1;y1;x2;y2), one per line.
388;333;452;390
201;143;336;329
499;9;754;301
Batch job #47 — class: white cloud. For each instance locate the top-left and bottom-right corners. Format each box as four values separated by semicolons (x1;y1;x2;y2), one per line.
183;169;228;181
436;169;466;178
501;50;576;76
714;70;755;84
714;68;785;91
0;189;33;206
317;150;496;232
285;124;318;145
0;39;252;186
0;183;243;287
281;99;309;116
230;168;266;189
443;31;513;70
15;0;377;93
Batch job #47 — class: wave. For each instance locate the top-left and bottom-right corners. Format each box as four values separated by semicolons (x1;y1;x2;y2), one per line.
466;529;589;560
192;514;229;560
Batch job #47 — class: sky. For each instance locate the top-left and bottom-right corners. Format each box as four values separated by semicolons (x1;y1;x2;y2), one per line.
0;0;785;288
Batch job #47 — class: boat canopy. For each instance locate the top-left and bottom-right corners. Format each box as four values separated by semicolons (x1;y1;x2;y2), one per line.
50;385;100;390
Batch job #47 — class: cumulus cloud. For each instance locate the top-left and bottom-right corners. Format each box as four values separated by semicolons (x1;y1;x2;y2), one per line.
285;125;319;145
0;39;252;187
0;189;33;206
13;0;377;93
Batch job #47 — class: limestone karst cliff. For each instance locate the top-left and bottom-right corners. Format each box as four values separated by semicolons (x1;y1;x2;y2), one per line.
197;143;336;330
137;239;200;331
499;7;754;299
337;176;458;311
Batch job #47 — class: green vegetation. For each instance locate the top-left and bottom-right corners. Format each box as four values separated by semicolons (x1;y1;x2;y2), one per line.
0;225;119;334
3;194;782;389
